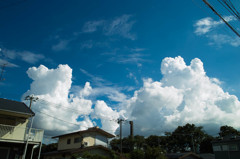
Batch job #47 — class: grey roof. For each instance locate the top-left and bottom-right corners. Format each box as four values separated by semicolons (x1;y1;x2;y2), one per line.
199;153;215;159
0;98;35;117
52;127;115;138
212;134;240;143
166;152;201;159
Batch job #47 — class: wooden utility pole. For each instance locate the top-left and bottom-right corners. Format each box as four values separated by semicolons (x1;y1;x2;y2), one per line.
25;95;39;109
191;134;195;153
23;95;38;159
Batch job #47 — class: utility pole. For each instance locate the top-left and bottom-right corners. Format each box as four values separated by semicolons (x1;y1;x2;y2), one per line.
191;134;195;153
25;95;39;109
129;121;134;151
0;63;7;81
23;95;38;159
117;119;125;155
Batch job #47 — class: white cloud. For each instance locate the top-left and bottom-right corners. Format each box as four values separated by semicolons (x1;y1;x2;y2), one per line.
22;64;120;136
52;40;70;51
92;100;120;134
127;72;139;84
82;20;105;33
0;59;18;67
82;15;136;40
108;53;149;66
122;56;240;136
194;17;223;35
104;15;136;40
23;65;94;133
79;68;127;102
194;16;239;47
208;34;240;47
23;56;240;138
2;49;45;64
19;51;45;64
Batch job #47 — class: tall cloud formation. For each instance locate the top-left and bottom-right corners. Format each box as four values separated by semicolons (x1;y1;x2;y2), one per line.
124;56;240;135
23;56;240;138
22;64;119;136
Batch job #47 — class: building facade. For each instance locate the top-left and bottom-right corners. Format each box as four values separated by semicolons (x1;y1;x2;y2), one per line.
43;127;115;159
212;135;240;159
0;98;44;159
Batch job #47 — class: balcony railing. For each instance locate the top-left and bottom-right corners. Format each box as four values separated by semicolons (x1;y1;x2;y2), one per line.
0;124;44;142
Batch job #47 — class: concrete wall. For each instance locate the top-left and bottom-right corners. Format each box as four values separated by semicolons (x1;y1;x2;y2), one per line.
95;134;108;147
0;116;28;141
58;133;83;150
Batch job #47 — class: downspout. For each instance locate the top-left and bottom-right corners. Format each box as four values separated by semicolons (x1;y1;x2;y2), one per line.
37;139;43;159
30;145;39;159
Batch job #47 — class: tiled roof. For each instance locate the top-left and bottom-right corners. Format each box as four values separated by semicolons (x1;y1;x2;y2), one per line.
0;98;35;117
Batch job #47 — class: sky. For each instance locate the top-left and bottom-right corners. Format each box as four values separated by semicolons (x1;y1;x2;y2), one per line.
1;0;240;142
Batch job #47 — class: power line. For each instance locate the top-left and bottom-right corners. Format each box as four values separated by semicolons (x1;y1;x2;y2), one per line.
37;99;87;117
34;109;80;127
202;0;240;37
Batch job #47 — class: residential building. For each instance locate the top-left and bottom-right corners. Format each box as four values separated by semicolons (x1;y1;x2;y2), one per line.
0;98;44;159
212;134;240;159
166;152;215;159
43;127;115;159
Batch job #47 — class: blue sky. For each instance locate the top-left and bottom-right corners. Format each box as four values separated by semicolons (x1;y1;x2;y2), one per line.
1;0;240;138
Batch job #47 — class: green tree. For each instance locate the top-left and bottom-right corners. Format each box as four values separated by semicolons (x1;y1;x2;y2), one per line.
41;143;58;153
134;135;145;150
199;135;214;153
130;149;145;159
145;135;160;147
80;152;112;159
110;138;120;151
144;146;166;159
219;125;240;137
165;123;208;152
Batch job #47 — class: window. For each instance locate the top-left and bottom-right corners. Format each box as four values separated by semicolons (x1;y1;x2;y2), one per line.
222;145;229;151
229;144;238;151
0;147;10;159
74;137;82;143
213;145;221;151
67;138;71;144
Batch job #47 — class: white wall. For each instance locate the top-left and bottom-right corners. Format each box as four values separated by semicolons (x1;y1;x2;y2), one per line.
95;135;108;147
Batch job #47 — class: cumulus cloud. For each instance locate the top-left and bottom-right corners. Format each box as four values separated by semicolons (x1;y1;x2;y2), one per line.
23;64;120;136
23;56;240;138
194;16;240;47
92;100;120;133
123;56;240;136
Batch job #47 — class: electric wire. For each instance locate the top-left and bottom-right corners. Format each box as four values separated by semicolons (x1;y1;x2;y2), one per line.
202;0;240;37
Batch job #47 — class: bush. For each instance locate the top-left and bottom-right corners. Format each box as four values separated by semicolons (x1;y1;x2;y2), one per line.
130;149;144;159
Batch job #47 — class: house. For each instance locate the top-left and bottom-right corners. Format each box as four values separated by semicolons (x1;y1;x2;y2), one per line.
166;152;215;159
166;152;202;159
212;134;240;159
43;127;116;159
0;98;44;159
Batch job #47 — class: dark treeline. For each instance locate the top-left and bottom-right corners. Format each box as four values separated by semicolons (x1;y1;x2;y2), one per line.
110;124;240;157
41;124;240;159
